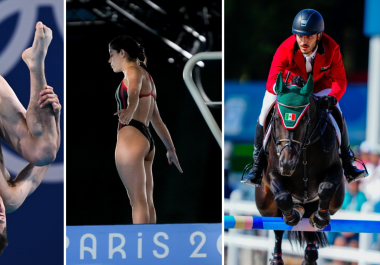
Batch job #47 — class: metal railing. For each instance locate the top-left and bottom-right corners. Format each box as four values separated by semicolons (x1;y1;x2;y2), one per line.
183;52;222;148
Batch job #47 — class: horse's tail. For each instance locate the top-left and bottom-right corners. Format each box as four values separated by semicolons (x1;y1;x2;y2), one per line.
287;231;329;248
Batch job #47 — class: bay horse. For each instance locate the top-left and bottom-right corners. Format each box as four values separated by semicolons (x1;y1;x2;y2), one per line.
256;74;345;265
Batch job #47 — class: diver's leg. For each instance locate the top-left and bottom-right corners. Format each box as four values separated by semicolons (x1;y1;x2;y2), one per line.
116;127;150;224
144;148;156;224
0;22;59;166
22;22;58;164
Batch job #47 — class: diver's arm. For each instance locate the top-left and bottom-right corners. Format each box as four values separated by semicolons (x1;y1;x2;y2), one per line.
151;103;183;173
4;163;49;213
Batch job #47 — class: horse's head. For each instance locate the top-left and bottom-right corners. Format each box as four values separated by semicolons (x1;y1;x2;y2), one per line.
272;73;314;176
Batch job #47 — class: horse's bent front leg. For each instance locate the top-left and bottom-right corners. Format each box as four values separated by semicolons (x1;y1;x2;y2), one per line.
310;164;342;230
271;175;305;226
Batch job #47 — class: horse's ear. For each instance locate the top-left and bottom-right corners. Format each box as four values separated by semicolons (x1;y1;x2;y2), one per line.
301;74;314;96
275;72;284;94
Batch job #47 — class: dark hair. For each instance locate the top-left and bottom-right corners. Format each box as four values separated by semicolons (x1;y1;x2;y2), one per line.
109;35;147;67
0;227;8;255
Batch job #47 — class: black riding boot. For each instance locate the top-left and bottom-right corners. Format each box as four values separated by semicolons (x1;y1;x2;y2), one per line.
341;116;368;183
242;120;265;187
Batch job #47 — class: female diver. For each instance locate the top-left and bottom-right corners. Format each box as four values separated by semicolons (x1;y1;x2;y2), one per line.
109;36;183;224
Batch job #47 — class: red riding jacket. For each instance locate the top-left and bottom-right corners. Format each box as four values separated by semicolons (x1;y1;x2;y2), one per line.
266;33;347;102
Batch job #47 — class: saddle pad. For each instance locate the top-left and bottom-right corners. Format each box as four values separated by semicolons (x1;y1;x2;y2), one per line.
263;123;272;152
328;113;341;147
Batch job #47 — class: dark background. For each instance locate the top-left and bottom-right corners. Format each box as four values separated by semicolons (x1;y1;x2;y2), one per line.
225;0;369;83
67;0;222;225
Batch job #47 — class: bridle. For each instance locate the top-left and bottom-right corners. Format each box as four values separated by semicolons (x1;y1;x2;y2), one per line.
270;97;327;203
271;98;329;158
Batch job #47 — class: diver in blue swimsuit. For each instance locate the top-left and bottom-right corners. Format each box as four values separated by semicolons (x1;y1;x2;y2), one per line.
109;35;182;224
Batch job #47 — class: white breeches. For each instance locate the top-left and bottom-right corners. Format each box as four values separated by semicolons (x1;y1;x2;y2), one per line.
258;89;342;126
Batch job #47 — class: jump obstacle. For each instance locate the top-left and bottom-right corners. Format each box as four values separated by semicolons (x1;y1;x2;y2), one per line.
225;215;380;233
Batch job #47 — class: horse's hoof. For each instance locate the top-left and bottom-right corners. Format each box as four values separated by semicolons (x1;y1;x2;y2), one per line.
309;210;331;230
283;205;304;226
269;253;284;265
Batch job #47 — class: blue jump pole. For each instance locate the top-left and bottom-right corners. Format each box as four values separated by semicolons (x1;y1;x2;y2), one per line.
225;215;380;233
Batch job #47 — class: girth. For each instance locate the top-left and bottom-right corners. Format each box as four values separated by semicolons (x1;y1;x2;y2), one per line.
292;194;320;204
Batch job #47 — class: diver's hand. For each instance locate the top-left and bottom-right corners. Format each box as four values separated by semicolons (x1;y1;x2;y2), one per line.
39;85;61;114
114;108;134;125
166;149;183;173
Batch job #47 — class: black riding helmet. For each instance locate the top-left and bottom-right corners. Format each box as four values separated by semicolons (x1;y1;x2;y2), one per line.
292;9;324;36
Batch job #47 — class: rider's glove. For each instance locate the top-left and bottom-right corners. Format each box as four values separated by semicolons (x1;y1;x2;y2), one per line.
288;76;307;87
319;95;337;110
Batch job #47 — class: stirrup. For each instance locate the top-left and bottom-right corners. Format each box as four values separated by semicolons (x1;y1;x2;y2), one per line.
344;157;369;183
241;162;262;187
352;157;369;175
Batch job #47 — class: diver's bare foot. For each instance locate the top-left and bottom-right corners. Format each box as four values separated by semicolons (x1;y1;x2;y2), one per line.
22;21;53;70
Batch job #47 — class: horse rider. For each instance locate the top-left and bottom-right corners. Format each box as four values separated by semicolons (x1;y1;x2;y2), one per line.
243;9;367;186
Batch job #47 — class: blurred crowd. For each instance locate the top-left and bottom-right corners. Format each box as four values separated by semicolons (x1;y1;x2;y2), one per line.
328;141;380;265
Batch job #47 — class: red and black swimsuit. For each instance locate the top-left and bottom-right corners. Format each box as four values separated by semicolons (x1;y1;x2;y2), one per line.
115;74;156;152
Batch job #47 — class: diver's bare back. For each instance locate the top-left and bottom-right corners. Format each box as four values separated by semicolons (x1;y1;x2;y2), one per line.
125;66;156;126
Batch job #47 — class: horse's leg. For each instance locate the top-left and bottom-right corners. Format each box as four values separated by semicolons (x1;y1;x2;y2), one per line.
310;164;342;230
255;183;278;217
301;234;319;265
255;184;285;265
269;230;285;265
270;175;305;226
329;172;345;215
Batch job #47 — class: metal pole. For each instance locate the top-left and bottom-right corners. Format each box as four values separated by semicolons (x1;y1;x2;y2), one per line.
183;52;222;148
366;35;380;145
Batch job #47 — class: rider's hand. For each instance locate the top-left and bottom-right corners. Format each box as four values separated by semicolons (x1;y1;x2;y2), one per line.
288;75;307;87
166;148;183;173
114;108;134;125
319;95;336;111
39;85;61;114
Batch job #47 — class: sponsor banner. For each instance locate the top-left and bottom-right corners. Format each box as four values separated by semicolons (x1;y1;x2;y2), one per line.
67;223;222;265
